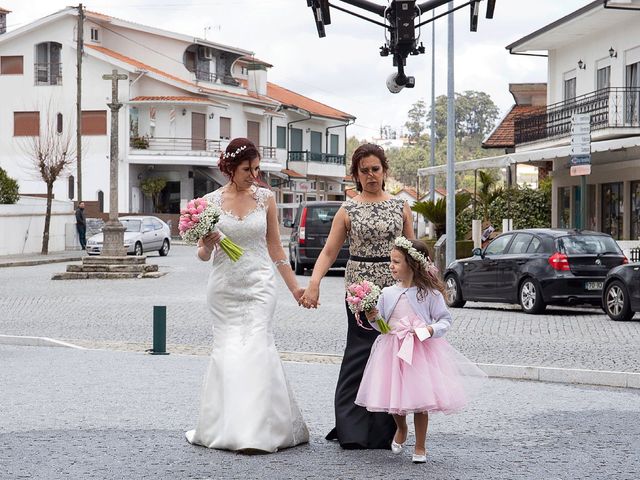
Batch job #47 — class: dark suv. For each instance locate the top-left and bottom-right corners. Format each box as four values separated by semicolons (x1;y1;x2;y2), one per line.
444;229;628;313
285;201;349;275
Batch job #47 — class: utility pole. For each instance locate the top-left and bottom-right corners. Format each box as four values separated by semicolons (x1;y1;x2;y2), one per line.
445;1;456;268
101;69;128;257
76;3;84;201
429;8;436;206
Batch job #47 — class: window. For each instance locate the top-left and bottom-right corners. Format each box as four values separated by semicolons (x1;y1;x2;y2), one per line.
564;77;576;102
14;111;39;136
56;113;63;134
526;237;542;254
310;131;322;154
632;181;640;240
68;175;74;200
507;233;533;254
220;116;231;139
276;126;286;149
601;182;623;240
485;234;512;256
81;110;107;135
597;66;610;91
90;27;99;42
1;56;24;75
625;62;640;124
35;42;62;86
330;134;339;154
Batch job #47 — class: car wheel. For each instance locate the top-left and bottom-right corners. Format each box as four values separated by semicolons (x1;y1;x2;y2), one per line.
519;278;546;314
134;242;143;256
604;280;634;321
158;239;170;256
445;274;466;308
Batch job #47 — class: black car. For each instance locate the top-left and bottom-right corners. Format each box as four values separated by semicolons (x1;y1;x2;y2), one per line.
285;201;349;275
444;229;628;314
602;263;640;321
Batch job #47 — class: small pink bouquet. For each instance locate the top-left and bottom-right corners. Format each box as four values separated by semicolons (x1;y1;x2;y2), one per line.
179;197;243;261
346;280;391;334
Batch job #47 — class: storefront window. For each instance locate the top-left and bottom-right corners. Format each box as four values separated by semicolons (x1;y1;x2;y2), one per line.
558;187;571;228
632;181;640;240
601;182;623;240
572;185;596;230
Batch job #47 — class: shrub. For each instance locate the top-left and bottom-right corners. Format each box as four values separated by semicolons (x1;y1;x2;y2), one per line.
0;167;19;204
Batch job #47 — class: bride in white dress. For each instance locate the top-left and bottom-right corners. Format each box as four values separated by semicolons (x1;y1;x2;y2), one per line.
186;138;309;453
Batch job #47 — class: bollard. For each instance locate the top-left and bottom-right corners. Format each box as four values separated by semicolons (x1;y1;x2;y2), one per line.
149;305;169;355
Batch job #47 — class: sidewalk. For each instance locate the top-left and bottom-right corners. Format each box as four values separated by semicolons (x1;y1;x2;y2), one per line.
0;250;84;268
1;344;638;480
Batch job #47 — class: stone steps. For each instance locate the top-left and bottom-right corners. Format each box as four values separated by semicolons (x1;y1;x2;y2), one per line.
51;271;166;280
66;264;159;273
82;255;148;265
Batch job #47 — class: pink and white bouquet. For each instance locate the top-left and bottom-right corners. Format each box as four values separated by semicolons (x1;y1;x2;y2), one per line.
346;280;391;334
178;197;243;261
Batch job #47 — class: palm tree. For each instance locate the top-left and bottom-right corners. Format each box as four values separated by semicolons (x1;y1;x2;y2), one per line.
475;170;502;223
412;192;472;238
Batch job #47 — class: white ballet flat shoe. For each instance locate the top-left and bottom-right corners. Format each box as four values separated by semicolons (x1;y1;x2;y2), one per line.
412;452;427;463
391;440;405;454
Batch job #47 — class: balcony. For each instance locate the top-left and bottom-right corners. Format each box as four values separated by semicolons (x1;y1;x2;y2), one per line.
515;87;640;145
34;62;62;86
195;70;240;87
287;151;346;178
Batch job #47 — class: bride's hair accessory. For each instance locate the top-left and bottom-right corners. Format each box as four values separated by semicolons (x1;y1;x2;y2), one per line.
394;236;439;277
222;145;247;159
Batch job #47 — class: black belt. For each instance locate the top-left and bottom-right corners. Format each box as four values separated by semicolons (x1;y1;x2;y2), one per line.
349;255;390;263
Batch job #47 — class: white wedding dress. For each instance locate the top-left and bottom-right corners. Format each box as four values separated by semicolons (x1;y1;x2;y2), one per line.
186;186;309;453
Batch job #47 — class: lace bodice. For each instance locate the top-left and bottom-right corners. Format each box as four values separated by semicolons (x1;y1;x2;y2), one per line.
343;198;405;288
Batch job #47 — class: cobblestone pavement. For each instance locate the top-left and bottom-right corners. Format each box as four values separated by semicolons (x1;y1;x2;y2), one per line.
1;345;638;480
0;245;639;372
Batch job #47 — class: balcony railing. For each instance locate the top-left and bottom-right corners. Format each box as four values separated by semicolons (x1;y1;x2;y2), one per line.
34;62;62;86
288;151;346;164
259;146;276;159
195;70;240;87
514;87;640;144
130;136;221;153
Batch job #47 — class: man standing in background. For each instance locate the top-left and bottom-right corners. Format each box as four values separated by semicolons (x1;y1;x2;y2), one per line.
75;201;86;250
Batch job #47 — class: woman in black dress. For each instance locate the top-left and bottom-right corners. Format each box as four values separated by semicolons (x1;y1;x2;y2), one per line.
301;144;414;449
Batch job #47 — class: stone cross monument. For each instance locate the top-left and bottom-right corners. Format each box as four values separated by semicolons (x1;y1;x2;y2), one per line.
101;69;128;256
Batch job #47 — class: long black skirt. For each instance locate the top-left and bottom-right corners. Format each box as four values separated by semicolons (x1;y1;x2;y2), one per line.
325;301;396;449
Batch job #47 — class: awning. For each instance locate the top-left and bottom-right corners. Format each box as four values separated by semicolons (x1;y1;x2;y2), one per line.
281;168;306;178
417;135;640;176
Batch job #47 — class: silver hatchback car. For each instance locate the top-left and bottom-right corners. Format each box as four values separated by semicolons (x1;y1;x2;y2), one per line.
86;216;171;256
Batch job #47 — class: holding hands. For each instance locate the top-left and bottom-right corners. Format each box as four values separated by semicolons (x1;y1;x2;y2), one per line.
299;282;320;309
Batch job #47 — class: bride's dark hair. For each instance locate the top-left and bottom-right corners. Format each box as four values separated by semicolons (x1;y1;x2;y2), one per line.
218;138;260;180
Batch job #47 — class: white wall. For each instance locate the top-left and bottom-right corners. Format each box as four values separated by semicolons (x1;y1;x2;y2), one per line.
0;196;75;255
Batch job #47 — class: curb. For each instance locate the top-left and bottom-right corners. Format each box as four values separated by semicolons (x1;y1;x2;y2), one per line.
1;335;638;390
0;256;83;268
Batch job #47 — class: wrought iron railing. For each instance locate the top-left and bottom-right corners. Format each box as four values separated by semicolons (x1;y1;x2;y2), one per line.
129;136;221;153
195;70;240;87
514;87;640;144
288;151;346;165
34;62;62;86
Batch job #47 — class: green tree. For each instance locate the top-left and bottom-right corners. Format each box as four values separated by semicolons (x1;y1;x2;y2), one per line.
411;192;472;238
0;167;19;204
141;177;167;213
405;99;428;145
345;136;363;170
387;146;427;187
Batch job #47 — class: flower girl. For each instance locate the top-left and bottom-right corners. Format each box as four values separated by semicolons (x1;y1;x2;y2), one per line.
355;237;485;463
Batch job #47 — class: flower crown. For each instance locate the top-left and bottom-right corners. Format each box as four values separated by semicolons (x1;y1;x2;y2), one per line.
394;236;439;277
222;145;247;160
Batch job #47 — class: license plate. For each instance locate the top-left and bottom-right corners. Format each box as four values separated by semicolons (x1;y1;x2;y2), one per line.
585;281;603;291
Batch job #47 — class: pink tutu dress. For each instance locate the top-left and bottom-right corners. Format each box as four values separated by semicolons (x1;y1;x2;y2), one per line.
355;293;483;415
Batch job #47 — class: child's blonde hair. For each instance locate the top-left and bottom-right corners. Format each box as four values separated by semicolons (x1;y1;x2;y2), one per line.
392;238;447;301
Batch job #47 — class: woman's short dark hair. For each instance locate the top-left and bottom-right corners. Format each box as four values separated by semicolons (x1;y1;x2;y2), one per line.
218;138;260;179
350;143;389;192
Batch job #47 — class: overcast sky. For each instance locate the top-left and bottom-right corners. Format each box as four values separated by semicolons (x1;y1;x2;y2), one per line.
4;0;589;139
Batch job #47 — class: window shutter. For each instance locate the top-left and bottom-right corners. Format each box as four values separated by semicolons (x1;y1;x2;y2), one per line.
220;117;231;139
81;110;107;135
1;56;24;75
276;126;286;148
14;111;40;136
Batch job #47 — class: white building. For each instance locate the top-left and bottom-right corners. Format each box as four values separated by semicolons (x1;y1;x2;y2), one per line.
0;7;354;231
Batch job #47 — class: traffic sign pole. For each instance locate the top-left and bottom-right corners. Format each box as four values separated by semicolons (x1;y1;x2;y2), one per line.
570;114;591;230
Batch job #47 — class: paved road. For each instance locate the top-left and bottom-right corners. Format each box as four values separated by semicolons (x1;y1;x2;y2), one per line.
1;245;639;372
1;345;638;480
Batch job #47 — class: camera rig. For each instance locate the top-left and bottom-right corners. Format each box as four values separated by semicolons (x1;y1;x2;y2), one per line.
305;0;497;92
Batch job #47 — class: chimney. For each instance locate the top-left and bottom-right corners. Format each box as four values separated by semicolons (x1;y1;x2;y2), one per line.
0;8;10;35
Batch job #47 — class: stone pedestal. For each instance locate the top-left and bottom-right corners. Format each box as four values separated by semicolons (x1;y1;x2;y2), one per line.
52;255;166;280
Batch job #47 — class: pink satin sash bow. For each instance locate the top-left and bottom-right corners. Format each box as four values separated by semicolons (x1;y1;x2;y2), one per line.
394;316;431;365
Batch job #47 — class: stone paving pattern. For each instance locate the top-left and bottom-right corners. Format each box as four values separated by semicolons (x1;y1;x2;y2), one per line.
1;246;639;372
1;345;639;480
